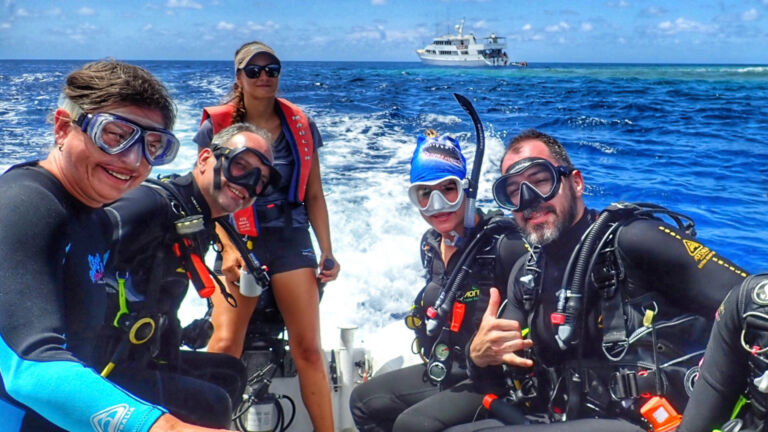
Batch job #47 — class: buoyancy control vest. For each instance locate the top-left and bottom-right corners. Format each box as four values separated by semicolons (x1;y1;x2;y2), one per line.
732;274;768;430
96;175;226;375
407;211;527;384
509;202;709;423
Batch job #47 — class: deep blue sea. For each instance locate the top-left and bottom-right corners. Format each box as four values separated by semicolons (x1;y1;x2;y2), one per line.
2;60;767;344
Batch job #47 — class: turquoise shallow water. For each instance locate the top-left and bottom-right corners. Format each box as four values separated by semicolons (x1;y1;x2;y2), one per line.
1;60;767;333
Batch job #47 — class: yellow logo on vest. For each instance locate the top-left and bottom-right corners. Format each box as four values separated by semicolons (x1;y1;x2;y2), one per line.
683;239;715;269
462;288;481;302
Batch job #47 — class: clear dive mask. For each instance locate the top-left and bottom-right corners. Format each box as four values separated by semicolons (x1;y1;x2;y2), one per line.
492;157;574;212
212;144;280;198
408;176;467;216
74;112;180;166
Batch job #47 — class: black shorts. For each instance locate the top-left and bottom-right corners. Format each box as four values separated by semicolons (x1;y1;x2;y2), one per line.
250;227;317;274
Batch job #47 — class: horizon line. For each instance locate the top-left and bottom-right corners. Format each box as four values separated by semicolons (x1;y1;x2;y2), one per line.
1;59;766;66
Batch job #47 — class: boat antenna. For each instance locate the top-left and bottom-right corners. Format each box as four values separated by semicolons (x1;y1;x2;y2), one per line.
453;93;484;233
456;18;465;38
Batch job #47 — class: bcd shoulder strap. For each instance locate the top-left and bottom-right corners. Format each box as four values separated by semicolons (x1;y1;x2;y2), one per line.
596;202;697;361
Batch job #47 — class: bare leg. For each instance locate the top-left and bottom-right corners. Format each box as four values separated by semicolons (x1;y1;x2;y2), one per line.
207;275;259;357
272;268;334;432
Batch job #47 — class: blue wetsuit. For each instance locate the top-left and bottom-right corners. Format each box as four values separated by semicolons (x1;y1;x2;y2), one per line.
0;163;165;432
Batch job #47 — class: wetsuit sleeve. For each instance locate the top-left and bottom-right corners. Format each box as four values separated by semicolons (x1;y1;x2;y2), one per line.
0;178;165;431
193;118;214;149
466;255;529;387
494;233;529;290
678;285;748;432
102;185;169;253
616;218;748;315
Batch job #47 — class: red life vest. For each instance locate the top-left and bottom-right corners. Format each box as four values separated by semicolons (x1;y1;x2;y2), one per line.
200;98;315;236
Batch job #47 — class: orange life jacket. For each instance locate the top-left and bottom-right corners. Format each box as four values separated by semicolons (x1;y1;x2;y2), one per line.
200;98;315;236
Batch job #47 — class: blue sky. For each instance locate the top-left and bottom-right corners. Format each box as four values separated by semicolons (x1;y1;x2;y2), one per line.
1;0;767;63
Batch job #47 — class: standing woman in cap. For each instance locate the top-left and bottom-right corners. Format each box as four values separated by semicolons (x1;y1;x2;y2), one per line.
349;131;527;432
195;41;340;432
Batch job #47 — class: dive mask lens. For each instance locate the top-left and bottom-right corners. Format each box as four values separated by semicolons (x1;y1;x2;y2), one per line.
408;177;465;216
78;112;180;166
492;158;572;212
242;64;281;79
221;146;277;197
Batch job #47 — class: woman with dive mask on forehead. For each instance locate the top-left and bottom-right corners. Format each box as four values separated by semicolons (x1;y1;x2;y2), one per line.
0;60;233;432
349;130;528;432
194;41;339;432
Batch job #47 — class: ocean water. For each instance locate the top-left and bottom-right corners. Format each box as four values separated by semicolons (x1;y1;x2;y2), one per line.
2;60;767;348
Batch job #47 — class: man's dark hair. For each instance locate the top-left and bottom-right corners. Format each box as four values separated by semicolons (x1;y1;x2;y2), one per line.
502;129;573;170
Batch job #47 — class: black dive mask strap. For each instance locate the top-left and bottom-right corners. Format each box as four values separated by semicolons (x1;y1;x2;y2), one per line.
213;155;224;192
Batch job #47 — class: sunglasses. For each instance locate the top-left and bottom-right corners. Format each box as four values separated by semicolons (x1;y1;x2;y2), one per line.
241;64;281;79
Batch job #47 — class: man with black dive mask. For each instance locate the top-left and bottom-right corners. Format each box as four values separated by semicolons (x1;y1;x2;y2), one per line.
89;123;276;429
445;129;748;432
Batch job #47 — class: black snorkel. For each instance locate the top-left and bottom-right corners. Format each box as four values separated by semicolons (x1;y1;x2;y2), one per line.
453;93;485;236
423;94;489;337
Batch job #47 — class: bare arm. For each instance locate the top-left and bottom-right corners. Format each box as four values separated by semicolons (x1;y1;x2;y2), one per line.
150;413;235;432
304;152;340;283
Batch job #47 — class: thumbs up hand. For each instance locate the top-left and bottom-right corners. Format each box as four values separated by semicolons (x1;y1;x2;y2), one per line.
469;287;534;368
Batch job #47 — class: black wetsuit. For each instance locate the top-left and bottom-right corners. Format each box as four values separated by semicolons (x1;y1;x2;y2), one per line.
0;163;166;432
457;208;748;432
679;274;768;432
349;211;528;432
95;173;246;428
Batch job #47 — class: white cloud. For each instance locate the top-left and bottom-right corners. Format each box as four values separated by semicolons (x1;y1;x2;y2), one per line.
47;7;62;16
644;6;667;17
15;7;28;16
244;20;280;32
656;17;717;34
385;27;429;42
617;37;626;44
742;8;758;21
0;22;10;29
522;23;532;31
371;0;386;4
530;33;544;41
66;23;97;44
77;7;95;16
473;20;487;29
545;21;570;32
143;24;153;31
581;22;593;32
217;21;235;31
166;0;202;9
310;35;331;44
607;0;630;7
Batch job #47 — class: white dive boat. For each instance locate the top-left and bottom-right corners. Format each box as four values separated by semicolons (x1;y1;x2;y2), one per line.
416;19;510;67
